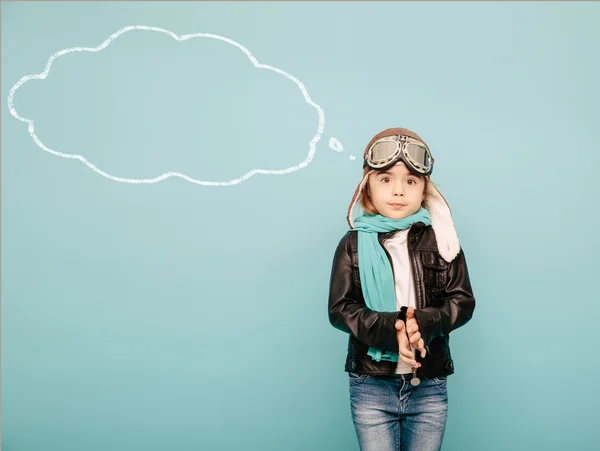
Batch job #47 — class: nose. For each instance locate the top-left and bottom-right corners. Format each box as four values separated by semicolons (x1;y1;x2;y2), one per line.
392;180;404;196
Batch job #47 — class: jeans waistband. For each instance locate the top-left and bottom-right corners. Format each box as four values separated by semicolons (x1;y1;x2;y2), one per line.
395;372;415;380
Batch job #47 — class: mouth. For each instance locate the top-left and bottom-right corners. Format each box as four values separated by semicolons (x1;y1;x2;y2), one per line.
388;203;406;209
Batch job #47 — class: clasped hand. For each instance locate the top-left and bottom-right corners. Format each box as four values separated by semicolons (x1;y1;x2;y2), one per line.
394;307;426;368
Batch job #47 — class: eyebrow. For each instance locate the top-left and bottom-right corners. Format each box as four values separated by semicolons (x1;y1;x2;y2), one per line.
377;171;419;178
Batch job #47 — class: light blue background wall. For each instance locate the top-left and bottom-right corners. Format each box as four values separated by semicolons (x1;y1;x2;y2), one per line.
2;2;599;451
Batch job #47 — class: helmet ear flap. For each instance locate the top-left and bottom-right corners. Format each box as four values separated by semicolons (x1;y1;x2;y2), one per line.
424;180;461;263
347;170;373;229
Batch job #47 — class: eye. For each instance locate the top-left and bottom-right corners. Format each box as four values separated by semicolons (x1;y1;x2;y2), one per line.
407;178;417;185
380;176;391;183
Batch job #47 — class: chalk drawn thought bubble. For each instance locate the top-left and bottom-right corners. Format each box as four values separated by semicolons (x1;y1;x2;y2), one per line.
7;25;351;186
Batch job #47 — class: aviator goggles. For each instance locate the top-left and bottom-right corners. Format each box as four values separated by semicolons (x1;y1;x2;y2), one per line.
364;135;434;176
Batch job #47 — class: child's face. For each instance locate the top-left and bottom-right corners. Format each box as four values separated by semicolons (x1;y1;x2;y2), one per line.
367;162;425;219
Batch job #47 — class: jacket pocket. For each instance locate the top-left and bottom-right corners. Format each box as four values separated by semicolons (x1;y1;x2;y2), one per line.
421;252;449;288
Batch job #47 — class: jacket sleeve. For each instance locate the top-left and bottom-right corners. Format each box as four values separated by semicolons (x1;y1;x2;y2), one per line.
328;233;401;353
413;248;476;349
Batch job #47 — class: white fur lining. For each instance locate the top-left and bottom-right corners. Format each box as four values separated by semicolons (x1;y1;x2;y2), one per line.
424;181;461;262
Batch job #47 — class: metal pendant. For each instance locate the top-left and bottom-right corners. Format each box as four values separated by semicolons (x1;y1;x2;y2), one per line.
410;367;421;386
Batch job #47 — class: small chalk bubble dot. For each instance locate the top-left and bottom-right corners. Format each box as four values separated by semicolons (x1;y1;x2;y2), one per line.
349;155;357;161
329;137;344;153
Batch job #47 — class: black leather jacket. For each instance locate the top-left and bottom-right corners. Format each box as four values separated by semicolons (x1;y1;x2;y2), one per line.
328;222;476;379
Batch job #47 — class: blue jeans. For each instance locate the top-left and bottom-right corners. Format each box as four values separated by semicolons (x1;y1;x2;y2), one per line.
348;373;448;451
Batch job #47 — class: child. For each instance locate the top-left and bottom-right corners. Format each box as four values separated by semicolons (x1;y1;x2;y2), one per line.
328;127;476;451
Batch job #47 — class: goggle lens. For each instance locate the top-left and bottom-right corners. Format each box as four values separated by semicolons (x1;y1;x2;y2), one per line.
405;142;432;169
370;141;399;165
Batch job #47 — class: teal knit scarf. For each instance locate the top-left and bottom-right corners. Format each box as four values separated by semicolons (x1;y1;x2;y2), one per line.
351;208;432;362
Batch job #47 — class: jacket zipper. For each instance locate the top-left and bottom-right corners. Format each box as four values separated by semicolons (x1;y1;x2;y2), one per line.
409;227;430;377
407;226;422;310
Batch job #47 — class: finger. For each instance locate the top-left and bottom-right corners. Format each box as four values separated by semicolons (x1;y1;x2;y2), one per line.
417;339;427;358
406;318;418;333
407;332;421;343
409;332;421;345
397;331;410;349
398;343;414;360
397;333;413;358
395;320;405;331
397;340;418;366
399;354;419;367
406;306;415;318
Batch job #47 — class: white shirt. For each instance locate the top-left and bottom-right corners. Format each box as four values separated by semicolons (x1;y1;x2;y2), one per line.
382;229;417;374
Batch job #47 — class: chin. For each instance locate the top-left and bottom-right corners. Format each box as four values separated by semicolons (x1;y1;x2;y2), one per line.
383;207;419;220
384;211;411;220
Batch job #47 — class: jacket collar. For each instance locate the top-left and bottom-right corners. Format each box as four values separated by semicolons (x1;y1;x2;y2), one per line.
377;221;426;246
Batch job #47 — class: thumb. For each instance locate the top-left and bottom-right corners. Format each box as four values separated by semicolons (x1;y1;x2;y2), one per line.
406;307;415;319
395;320;405;331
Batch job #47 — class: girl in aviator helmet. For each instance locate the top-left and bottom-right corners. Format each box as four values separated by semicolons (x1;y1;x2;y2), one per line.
328;127;476;451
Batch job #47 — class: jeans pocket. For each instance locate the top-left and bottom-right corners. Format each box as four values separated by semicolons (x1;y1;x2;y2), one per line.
430;376;448;395
348;372;370;384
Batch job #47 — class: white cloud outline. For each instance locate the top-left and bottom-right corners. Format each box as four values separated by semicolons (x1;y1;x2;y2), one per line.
7;25;326;186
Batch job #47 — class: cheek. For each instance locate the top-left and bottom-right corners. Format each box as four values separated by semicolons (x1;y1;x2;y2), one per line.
413;184;425;197
367;182;384;203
